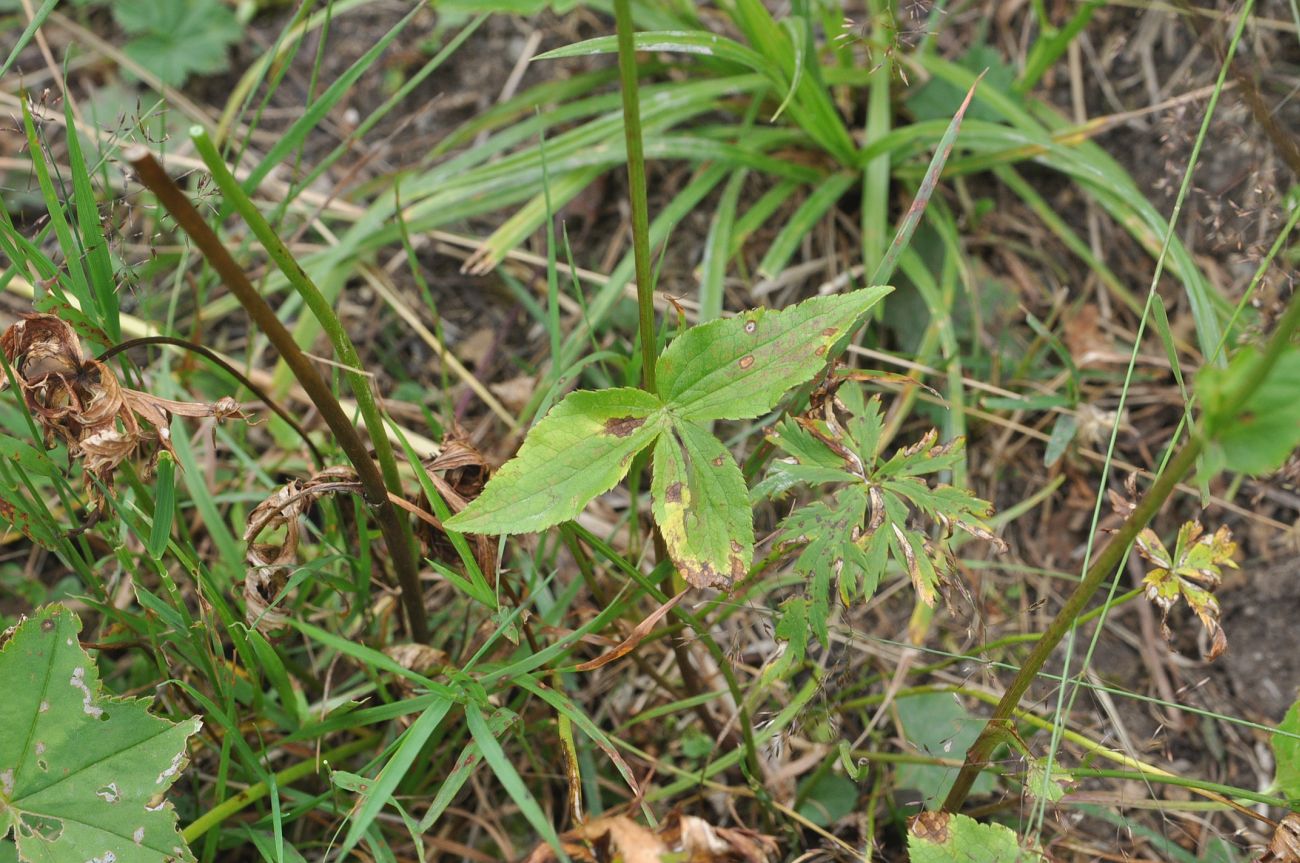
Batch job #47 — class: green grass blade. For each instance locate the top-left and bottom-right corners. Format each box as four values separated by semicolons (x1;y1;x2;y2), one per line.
868;75;981;285
0;0;56;78
758;170;856;278
338;697;455;856
464;702;567;859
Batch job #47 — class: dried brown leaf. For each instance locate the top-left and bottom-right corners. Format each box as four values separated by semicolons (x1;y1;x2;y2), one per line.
1261;814;1300;863
575;590;686;672
1;312;247;499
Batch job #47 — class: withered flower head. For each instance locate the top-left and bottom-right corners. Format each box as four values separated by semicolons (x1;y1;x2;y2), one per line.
1;312;248;501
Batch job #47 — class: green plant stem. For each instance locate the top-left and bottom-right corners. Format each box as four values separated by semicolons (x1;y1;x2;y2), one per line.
1064;769;1287;812
183;735;378;842
613;0;657;393
942;284;1300;812
126;146;430;643
189;127;424;617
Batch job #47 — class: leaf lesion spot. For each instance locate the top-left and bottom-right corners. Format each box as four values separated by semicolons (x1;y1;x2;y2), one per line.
738;355;755;370
602;416;645;438
665;482;683;503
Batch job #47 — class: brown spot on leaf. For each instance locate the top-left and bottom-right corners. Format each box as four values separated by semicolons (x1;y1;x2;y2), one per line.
744;320;757;334
822;327;838;336
603;415;645;438
665;482;682;503
738;355;755;370
711;456;724;467
909;811;951;843
815;345;827;357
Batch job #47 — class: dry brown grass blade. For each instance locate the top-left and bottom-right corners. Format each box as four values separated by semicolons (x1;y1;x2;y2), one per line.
574;590;687;672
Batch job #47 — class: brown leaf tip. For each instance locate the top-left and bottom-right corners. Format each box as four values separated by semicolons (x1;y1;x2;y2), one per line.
602;415;645;438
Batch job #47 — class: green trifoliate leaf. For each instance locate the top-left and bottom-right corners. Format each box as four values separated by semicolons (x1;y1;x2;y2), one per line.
0;605;201;863
447;388;665;535
651;419;752;589
909;811;1044;863
1197;345;1300;476
656;286;891;422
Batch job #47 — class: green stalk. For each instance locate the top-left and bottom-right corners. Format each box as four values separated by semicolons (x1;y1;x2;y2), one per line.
183;735;378;842
189;127;422;612
126;146;430;643
941;284;1300;811
613;0;657;393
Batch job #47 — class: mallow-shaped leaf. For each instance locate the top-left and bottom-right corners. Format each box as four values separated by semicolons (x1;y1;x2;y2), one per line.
1197;345;1300;476
446;388;665;534
909;811;1043;863
656;286;891;422
651;419;752;589
0;604;201;863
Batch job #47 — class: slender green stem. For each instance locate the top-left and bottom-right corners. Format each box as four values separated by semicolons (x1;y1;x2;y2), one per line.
1066;769;1288;811
942;284;1300;812
126;146;430;643
183;735;378;842
612;0;657;393
189;128;424;624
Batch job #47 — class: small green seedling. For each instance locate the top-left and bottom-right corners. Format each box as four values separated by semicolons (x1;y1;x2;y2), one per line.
446;286;892;588
0;605;200;863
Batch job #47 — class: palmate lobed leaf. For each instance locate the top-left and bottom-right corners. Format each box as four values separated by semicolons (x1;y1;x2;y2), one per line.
770;388;1005;631
446;388;666;535
1136;521;1237;661
656;286;892;422
0;605;201;863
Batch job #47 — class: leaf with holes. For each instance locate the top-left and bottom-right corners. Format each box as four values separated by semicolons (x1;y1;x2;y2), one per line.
1136;521;1236;661
656;286;892;422
0;604;201;863
446;388;666;535
651;419;752;589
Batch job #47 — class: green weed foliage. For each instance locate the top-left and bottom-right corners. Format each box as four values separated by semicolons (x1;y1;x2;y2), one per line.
1;1;1299;861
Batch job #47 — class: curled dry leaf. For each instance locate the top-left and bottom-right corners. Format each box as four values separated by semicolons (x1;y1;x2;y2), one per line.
243;466;357;631
241;439;495;631
414;435;496;584
1260;814;1300;863
1136;520;1237;662
0;312;246;503
522;812;775;863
